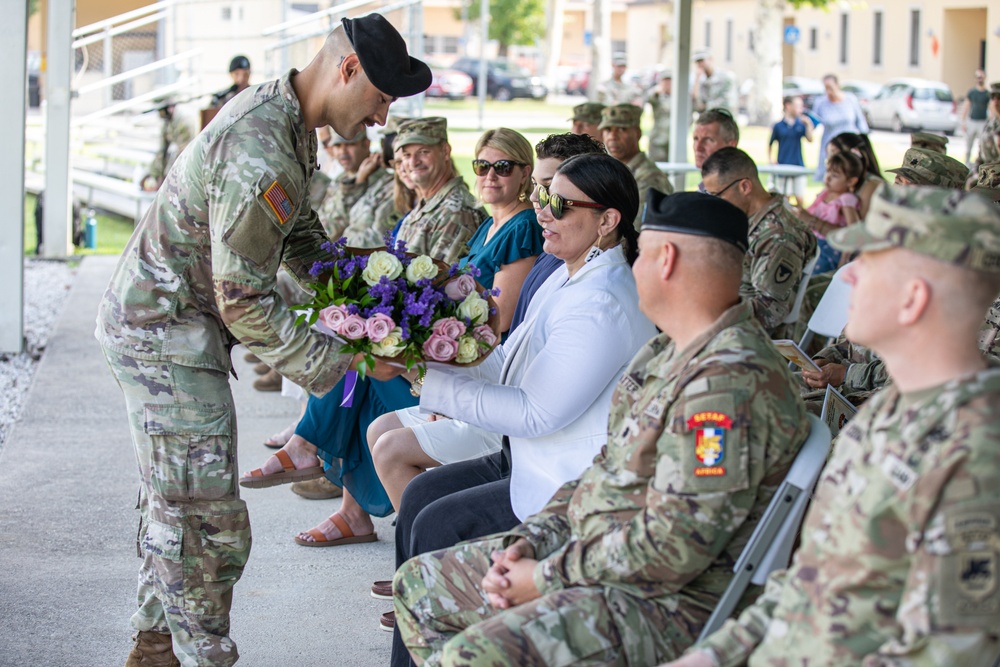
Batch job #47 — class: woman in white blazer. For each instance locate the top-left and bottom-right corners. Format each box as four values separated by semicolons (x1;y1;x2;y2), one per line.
370;153;657;520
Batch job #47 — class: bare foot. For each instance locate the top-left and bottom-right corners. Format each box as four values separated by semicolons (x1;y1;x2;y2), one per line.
264;420;297;448
295;509;374;543
241;435;319;479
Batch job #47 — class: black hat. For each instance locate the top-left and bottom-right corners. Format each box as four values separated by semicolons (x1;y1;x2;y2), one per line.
641;190;749;253
229;55;250;72
341;14;431;98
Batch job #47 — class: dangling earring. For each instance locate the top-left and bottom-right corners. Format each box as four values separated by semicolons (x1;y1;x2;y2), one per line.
518;191;527;202
586;233;604;263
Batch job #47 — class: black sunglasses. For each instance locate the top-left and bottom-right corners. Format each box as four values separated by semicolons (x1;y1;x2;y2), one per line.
471;159;526;177
536;184;606;220
707;177;747;198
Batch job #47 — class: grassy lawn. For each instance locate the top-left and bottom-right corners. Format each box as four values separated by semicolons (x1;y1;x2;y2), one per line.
23;193;136;257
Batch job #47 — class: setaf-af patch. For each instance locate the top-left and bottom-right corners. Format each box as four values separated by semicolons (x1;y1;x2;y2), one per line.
688;411;733;477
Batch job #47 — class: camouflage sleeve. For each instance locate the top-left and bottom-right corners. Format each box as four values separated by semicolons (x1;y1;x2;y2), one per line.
427;207;483;265
812;335;851;365
339;177;368;211
279;204;336;289
842;359;890;394
743;225;814;335
978;296;1000;361
502;479;579;559
346;170;398;248
532;380;763;598
317;187;350;240
173;117;195;149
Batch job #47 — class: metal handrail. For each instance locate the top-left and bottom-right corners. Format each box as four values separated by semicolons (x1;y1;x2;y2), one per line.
72;0;173;39
263;0;423;52
76;50;202;95
72;12;168;49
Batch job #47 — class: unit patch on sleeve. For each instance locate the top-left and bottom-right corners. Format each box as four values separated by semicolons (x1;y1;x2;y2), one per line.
687;411;733;477
262;180;293;224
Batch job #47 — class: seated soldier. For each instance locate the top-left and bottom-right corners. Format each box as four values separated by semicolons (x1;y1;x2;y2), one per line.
394;190;810;666
666;184;1000;667
886;147;968;188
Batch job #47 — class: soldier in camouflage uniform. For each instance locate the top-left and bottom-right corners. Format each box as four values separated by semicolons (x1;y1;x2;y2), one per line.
393;117;486;263
975;83;1000;168
599;104;673;229
209;55;251;110
645;71;673;163
569;101;605;142
316;128;392;239
394;191;809;667
974;163;1000;362
595;53;641;106
692;51;738;115
909;130;948;155
671;184;1000;667
143;98;195;191
701;147;817;337
96;15;430;666
886;147;968;189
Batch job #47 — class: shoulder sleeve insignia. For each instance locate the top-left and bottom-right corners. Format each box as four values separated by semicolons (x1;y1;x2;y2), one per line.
774;262;794;284
687;411;733;477
262;180;293;224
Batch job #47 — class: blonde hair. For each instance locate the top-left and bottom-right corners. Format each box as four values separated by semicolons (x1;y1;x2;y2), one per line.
474;128;534;200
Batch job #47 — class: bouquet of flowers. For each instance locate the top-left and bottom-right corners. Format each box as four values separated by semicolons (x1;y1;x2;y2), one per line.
295;234;500;380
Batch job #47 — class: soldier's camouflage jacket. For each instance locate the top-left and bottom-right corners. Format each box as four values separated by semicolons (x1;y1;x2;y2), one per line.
342;167;398;247
697;70;738;113
627;151;674;230
395;176;485;264
699;364;1000;666
96;70;349;396
502;301;809;660
148;115;195;182
316;167;385;239
813;334;888;403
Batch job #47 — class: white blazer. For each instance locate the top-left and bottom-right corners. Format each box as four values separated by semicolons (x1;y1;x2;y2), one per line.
420;245;657;520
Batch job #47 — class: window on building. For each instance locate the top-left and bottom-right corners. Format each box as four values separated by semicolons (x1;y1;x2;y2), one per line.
612;39;626;55
909;9;921;67
221;6;232;20
839;13;849;65
705;20;712;49
872;11;883;66
809;27;818;51
725;19;733;62
748;29;755;53
442;36;460;54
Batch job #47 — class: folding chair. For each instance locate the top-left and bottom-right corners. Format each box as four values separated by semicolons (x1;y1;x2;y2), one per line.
697;413;832;641
796;261;853;353
780;249;822;326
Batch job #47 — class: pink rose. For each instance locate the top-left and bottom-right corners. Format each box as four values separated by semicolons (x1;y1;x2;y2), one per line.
422;333;459;362
365;313;396;343
444;274;477;301
432;317;467;340
318;304;348;333
340;314;368;340
472;325;498;348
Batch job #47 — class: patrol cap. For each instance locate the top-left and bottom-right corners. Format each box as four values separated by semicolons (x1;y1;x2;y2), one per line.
692;50;711;62
570;102;605;125
971;162;1000;202
642;189;749;253
658;69;673;80
382;115;409;135
393;117;448;150
991;82;1000;95
229;55;250;72
598;104;642;130
329;128;369;145
829;183;1000;272
885;147;968;189
910;131;948;154
341;14;432;98
612;52;627;66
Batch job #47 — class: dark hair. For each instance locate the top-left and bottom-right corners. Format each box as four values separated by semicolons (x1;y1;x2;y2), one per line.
701;146;758;181
555;154;639;265
829;132;881;176
695;108;739;144
825;151;865;192
823;74;839;86
380;133;397;165
535;132;607;160
782;95;799;107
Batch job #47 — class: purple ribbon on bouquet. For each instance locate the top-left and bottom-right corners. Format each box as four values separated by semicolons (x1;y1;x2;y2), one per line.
341;370;358;408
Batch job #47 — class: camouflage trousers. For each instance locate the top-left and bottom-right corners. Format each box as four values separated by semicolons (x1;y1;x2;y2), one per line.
103;349;250;667
394;536;697;666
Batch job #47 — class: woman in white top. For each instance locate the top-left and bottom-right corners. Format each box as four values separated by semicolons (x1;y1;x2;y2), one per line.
369;153;657;519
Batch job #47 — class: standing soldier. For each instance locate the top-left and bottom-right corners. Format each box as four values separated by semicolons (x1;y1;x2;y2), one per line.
595;53;640;106
393;117;486;263
394;191;809;666
96;16;429;667
645;70;673;163
692;51;737;115
599;104;673;229
667;184;1000;667
210;55;252;110
142;96;194;192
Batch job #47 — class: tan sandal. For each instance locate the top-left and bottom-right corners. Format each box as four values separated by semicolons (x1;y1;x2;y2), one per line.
293;512;377;547
239;450;324;489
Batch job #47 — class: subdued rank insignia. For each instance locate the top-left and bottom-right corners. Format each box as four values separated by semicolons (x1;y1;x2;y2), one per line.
688;411;732;477
774;263;794;284
263;180;293;224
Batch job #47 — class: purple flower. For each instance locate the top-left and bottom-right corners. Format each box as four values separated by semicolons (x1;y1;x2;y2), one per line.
318;304;349;333
445;274;477;301
423;333;459;362
472;324;498;347
340;314;368;340
432;317;467;340
366;313;396;342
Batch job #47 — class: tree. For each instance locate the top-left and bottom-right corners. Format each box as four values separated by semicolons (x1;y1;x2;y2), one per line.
459;0;546;58
747;0;833;126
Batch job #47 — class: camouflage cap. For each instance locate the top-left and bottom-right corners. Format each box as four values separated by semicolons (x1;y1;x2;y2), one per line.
991;82;1000;95
885;147;968;189
910;131;948;154
570;102;605;125
382;115;410;135
393;117;448;150
972;162;1000;201
329;128;369;145
612;52;628;66
829;183;1000;272
598;104;642;130
692;50;711;62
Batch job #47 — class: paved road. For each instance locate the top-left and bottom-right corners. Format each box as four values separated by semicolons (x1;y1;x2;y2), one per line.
0;256;397;666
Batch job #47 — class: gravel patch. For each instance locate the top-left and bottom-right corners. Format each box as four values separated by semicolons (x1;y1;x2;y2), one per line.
0;258;76;448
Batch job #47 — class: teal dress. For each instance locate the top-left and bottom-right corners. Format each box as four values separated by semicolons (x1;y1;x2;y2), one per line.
297;208;543;517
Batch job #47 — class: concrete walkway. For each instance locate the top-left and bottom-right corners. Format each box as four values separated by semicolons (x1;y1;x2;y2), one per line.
0;256;397;666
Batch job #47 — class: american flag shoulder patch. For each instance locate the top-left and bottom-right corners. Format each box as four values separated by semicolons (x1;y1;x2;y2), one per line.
262;180;293;224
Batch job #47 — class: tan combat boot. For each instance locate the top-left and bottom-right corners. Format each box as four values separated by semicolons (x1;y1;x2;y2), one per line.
253;368;282;392
125;631;180;667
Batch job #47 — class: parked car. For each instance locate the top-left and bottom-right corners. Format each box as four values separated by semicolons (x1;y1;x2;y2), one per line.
450;57;548;101
866;78;958;134
426;68;473;100
782;76;825;111
840;80;882;121
565;68;590;96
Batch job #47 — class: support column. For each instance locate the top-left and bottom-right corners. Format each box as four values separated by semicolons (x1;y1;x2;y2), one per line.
43;0;76;259
669;0;693;193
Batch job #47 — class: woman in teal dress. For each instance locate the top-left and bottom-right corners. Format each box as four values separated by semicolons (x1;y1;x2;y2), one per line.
240;128;543;546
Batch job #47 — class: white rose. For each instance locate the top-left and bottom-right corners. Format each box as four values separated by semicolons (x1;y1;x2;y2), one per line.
457;291;489;325
371;326;406;358
455;335;480;364
405;255;439;284
362;251;403;286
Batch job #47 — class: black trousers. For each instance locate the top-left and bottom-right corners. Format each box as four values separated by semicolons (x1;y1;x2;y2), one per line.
390;451;520;667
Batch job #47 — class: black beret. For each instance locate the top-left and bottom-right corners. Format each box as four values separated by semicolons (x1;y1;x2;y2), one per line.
641;189;749;253
341;14;432;99
229;55;250;72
